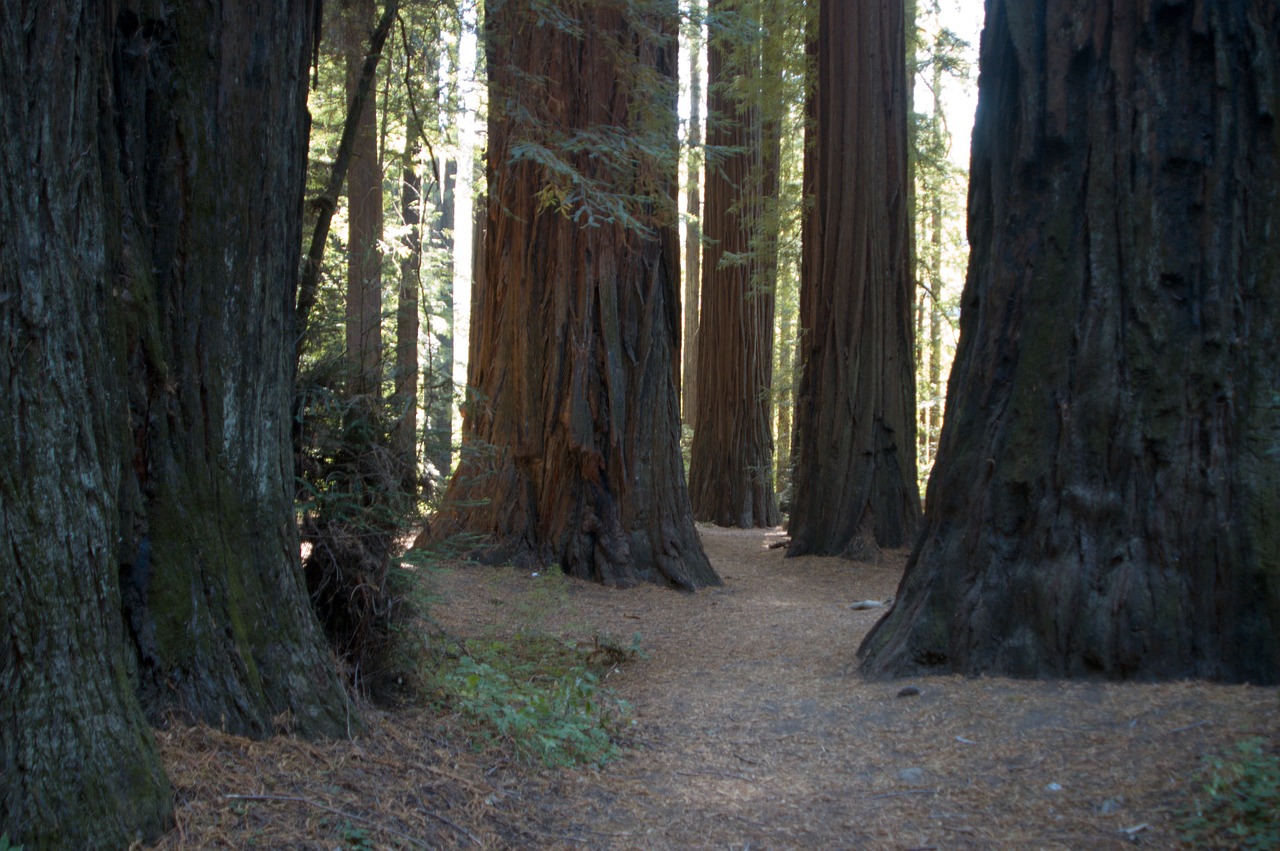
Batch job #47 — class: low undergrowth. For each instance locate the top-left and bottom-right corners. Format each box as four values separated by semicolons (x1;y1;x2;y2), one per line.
435;632;637;768
1181;736;1280;849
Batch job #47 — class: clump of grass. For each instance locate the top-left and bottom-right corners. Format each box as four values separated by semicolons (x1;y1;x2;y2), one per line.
1181;737;1279;850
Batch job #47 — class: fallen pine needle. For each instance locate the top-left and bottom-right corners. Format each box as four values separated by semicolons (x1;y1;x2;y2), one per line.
224;793;430;849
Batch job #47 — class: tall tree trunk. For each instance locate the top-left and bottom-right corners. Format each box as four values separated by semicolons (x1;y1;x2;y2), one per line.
2;0;351;845
774;298;795;500
0;5;172;845
788;0;921;559
688;0;781;528
294;0;399;365
112;0;351;735
393;157;422;487
346;0;384;397
682;1;703;424
429;0;719;589
426;158;456;483
861;1;1280;683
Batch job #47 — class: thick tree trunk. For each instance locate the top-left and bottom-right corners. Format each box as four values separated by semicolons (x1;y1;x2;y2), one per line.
788;0;921;558
860;1;1280;683
688;1;781;528
0;5;172;846
2;0;351;845
110;0;351;734
430;0;719;589
345;0;384;397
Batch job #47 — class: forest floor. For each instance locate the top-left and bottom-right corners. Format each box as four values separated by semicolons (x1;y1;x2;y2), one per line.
152;526;1279;850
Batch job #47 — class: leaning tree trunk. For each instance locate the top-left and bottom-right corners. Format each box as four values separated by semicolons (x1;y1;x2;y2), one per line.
345;0;385;398
688;0;781;528
0;4;172;846
788;0;921;559
429;0;719;589
111;0;351;733
860;0;1280;683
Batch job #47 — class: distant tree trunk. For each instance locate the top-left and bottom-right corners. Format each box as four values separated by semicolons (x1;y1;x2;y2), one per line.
688;1;781;528
682;2;704;424
788;0;921;559
425;158;456;483
393;155;422;488
294;0;398;365
430;0;719;589
2;0;350;846
774;300;795;499
860;1;1280;683
346;0;384;397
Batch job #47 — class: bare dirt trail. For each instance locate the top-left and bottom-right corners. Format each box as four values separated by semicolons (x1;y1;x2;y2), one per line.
431;525;1279;850
152;525;1278;850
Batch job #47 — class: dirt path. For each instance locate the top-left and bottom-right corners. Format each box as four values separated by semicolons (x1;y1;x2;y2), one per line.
154;525;1278;850
432;525;1279;850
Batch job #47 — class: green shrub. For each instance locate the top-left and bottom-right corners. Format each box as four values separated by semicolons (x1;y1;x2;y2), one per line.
438;635;634;768
1181;737;1280;850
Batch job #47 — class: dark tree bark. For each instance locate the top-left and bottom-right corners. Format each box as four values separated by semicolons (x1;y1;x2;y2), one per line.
687;1;781;528
111;0;351;736
860;1;1280;683
2;0;351;845
429;0;719;589
0;5;172;846
788;0;921;558
345;0;385;397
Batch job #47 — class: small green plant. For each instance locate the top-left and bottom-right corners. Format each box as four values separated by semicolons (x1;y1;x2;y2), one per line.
0;833;24;851
438;636;633;768
337;822;375;851
1181;737;1280;850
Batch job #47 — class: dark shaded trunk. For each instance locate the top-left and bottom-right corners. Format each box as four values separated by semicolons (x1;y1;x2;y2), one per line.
428;0;719;589
2;0;351;845
110;0;351;736
860;1;1280;684
788;0;921;558
0;5;172;846
687;0;781;528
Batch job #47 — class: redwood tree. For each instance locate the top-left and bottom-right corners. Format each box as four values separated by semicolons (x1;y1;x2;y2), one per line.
687;1;781;528
431;0;719;589
860;1;1280;683
788;0;921;558
2;0;349;845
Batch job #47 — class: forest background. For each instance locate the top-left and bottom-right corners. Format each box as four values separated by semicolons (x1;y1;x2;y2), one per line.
2;0;1277;848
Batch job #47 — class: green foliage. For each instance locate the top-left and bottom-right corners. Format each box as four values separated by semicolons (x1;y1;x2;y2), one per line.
0;833;24;851
338;822;376;851
436;634;635;768
296;365;424;700
1181;737;1280;849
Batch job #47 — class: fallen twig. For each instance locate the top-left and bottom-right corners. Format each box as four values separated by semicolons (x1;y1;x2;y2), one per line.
416;798;483;846
224;793;429;849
